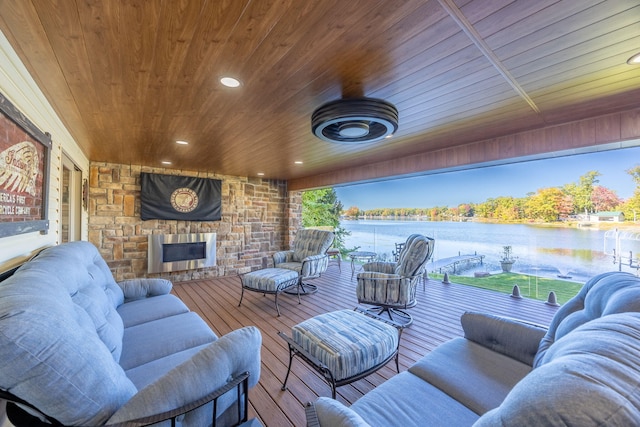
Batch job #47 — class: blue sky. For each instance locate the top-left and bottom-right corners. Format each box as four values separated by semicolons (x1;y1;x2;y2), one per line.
334;146;640;210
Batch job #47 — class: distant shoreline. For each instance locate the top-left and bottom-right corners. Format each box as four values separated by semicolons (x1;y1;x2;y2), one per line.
342;217;640;231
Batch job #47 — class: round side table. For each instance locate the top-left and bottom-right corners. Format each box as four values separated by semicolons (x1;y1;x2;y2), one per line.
348;251;377;279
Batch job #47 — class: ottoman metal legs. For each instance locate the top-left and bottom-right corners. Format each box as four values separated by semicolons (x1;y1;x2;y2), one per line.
279;308;402;398
239;268;300;316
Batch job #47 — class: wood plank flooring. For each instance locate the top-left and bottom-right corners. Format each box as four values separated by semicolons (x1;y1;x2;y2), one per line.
172;264;562;427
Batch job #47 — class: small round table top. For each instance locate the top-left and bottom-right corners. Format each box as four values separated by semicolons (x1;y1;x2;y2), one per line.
348;251;377;259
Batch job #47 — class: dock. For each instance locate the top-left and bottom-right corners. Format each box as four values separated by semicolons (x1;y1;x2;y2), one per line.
428;252;485;274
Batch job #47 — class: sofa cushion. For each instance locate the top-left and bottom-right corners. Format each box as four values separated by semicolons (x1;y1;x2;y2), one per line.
0;279;136;426
117;294;190;328
125;343;211;390
408;337;531;415
461;312;546;366
535;271;640;367
475;313;640;426
120;311;217;370
24;242;127;361
351;371;479;427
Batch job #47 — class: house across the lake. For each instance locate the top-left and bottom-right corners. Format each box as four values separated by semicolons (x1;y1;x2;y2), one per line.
589;212;626;223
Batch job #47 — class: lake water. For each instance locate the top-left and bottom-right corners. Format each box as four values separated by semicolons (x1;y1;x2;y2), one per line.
340;220;639;283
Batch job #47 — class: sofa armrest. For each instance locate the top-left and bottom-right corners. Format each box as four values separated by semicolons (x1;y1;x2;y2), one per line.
461;311;547;366
306;397;371;427
107;326;262;425
104;372;250;427
117;278;173;301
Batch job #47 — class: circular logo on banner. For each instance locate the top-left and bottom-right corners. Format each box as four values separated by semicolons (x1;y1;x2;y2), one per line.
170;188;199;213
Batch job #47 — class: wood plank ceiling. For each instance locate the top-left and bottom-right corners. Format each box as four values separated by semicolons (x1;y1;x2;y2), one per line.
1;1;639;190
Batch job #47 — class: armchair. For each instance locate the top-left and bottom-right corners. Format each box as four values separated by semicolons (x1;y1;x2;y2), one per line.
273;228;334;295
356;234;435;326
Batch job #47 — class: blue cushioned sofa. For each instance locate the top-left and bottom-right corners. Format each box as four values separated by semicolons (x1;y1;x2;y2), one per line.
307;271;640;426
0;241;262;426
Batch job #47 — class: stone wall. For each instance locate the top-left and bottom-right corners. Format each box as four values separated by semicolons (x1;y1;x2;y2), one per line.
89;162;293;282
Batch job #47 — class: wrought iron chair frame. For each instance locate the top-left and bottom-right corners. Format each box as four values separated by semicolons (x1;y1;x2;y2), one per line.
1;372;250;427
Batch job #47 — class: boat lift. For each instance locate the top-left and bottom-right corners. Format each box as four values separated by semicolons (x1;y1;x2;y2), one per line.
604;229;640;274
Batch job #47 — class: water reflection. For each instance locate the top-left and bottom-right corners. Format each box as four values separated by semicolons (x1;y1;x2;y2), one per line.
340;220;636;283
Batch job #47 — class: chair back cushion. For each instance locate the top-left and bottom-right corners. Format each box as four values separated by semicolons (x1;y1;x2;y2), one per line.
394;234;434;277
292;229;334;262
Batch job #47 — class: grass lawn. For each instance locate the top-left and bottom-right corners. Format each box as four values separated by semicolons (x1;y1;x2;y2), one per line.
429;272;583;305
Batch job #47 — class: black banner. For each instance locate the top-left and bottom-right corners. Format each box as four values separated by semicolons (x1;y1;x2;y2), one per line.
140;173;222;221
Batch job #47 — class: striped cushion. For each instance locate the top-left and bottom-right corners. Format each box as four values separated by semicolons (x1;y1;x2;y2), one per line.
242;268;298;292
292;310;398;381
356;272;414;306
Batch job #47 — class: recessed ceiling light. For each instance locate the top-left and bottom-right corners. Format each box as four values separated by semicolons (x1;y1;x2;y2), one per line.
220;77;241;87
176;140;189;145
294;161;303;165
161;161;172;165
627;52;640;65
257;172;265;176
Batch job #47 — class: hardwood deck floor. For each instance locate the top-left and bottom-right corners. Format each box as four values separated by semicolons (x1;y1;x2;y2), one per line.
172;264;562;427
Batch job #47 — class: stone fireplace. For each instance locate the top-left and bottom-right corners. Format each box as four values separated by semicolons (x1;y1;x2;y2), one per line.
88;162;298;282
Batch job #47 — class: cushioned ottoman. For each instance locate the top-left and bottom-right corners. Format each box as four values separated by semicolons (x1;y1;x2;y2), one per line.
239;268;300;316
279;309;401;398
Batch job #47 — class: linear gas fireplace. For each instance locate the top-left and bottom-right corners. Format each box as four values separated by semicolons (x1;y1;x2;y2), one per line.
148;233;216;274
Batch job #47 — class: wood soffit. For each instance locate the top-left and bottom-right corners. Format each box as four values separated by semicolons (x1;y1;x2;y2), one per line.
0;1;639;190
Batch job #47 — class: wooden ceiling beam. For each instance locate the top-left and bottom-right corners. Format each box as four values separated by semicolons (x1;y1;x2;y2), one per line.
437;0;542;115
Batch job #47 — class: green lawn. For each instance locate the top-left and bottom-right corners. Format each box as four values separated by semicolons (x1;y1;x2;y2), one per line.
429;272;583;305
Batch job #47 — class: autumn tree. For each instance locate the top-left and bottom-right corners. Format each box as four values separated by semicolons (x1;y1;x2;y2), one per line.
493;196;523;221
458;204;474;217
620;165;640;221
591;186;622;212
525;187;565;222
564;171;601;215
627;165;640;186
344;206;360;218
475;198;497;218
558;194;575;220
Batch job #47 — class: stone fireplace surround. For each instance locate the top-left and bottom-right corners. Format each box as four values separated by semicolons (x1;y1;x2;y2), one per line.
89;162;301;282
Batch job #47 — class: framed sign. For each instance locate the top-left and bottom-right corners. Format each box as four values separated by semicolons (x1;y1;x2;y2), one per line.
0;92;51;238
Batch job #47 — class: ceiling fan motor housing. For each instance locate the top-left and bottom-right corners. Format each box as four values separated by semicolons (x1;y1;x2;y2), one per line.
311;97;398;144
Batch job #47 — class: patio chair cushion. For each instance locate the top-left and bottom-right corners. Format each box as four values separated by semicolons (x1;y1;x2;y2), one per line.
394;234;433;277
241;268;299;292
291;229;334;262
291;310;398;382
